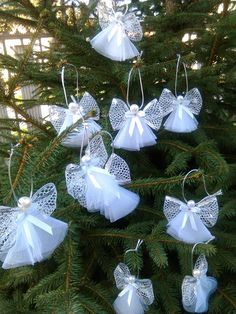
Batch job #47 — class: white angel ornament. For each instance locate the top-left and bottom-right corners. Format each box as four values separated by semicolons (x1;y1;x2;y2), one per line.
109;68;163;150
91;2;142;61
113;263;154;314
0;183;68;269
65;134;139;222
163;170;222;244
159;56;202;133
182;254;217;313
49;65;101;148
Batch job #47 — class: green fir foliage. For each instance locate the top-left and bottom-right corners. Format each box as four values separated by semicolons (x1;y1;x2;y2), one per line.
0;0;235;313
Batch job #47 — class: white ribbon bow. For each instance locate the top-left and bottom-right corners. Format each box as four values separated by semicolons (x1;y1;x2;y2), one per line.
125;109;145;136
114;263;154;307
180;201;201;231
173;98;194;119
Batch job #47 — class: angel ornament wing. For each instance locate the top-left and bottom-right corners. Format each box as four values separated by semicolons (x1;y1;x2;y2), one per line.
109;98;162;151
113;263;154;314
163;190;222;244
49;92;101;148
182;255;217;313
159;88;202;133
0;183;68;269
90;3;142;61
65;134;139;222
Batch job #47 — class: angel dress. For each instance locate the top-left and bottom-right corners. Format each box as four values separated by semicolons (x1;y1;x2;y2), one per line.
182;255;217;313
0;183;68;269
65;135;140;222
109;99;162;151
90;7;142;61
49;92;101;148
159;88;202;133
163;190;222;244
113;263;154;314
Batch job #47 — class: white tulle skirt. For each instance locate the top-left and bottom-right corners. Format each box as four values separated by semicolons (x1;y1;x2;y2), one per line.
166;212;214;244
164;108;198;133
0;213;68;269
85;167;139;222
183;276;217;313
113;286;144;314
61;120;101;148
113;117;157;151
91;23;139;61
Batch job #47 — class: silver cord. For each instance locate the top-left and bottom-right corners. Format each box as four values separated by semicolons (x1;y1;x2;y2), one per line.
8;144;20;203
181;169;210;202
61;63;79;107
191;238;214;272
174;54;189;97
126;66;145;109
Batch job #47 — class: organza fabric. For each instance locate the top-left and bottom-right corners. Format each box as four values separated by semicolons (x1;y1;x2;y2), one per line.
0;183;68;269
182;255;217;313
91;22;139;61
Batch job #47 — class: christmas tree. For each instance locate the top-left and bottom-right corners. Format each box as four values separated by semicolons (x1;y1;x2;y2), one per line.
0;0;236;313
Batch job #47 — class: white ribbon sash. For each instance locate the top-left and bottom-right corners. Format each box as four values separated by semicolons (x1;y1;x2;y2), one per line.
125;110;145;136
118;284;135;306
22;214;53;249
178;104;194;119
180;205;200;231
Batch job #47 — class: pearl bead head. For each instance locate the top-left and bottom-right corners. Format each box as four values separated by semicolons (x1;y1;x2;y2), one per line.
130;104;139;114
187;200;196;208
68;102;79;114
81;155;91;163
18;196;32;211
193;269;201;278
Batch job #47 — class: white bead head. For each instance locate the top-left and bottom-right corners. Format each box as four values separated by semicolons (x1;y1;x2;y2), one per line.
68;102;79;114
193;268;201;278
130;104;140;114
18;196;32;211
115;11;123;20
187;200;196;209
81;155;91;164
125;275;136;285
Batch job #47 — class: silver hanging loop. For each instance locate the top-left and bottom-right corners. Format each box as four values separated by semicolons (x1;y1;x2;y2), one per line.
124;239;144;256
174;54;189;97
61;63;79;107
126;57;145;109
8;143;34;203
181;169;210;203
191;238;214;272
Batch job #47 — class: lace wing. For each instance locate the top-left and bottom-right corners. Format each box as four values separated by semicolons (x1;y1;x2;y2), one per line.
123;13;143;42
136;279;154;306
194;254;208;276
85;134;108;168
159;89;176;117
196;194;220;227
0;206;18;252
114;263;131;290
49;105;67;134
31;183;57;216
182;275;197;308
109;98;129;131
184;88;202;115
105;153;131;185
164;196;185;222
79;92;100;121
97;1;114;30
143;99;163;131
65;163;87;207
